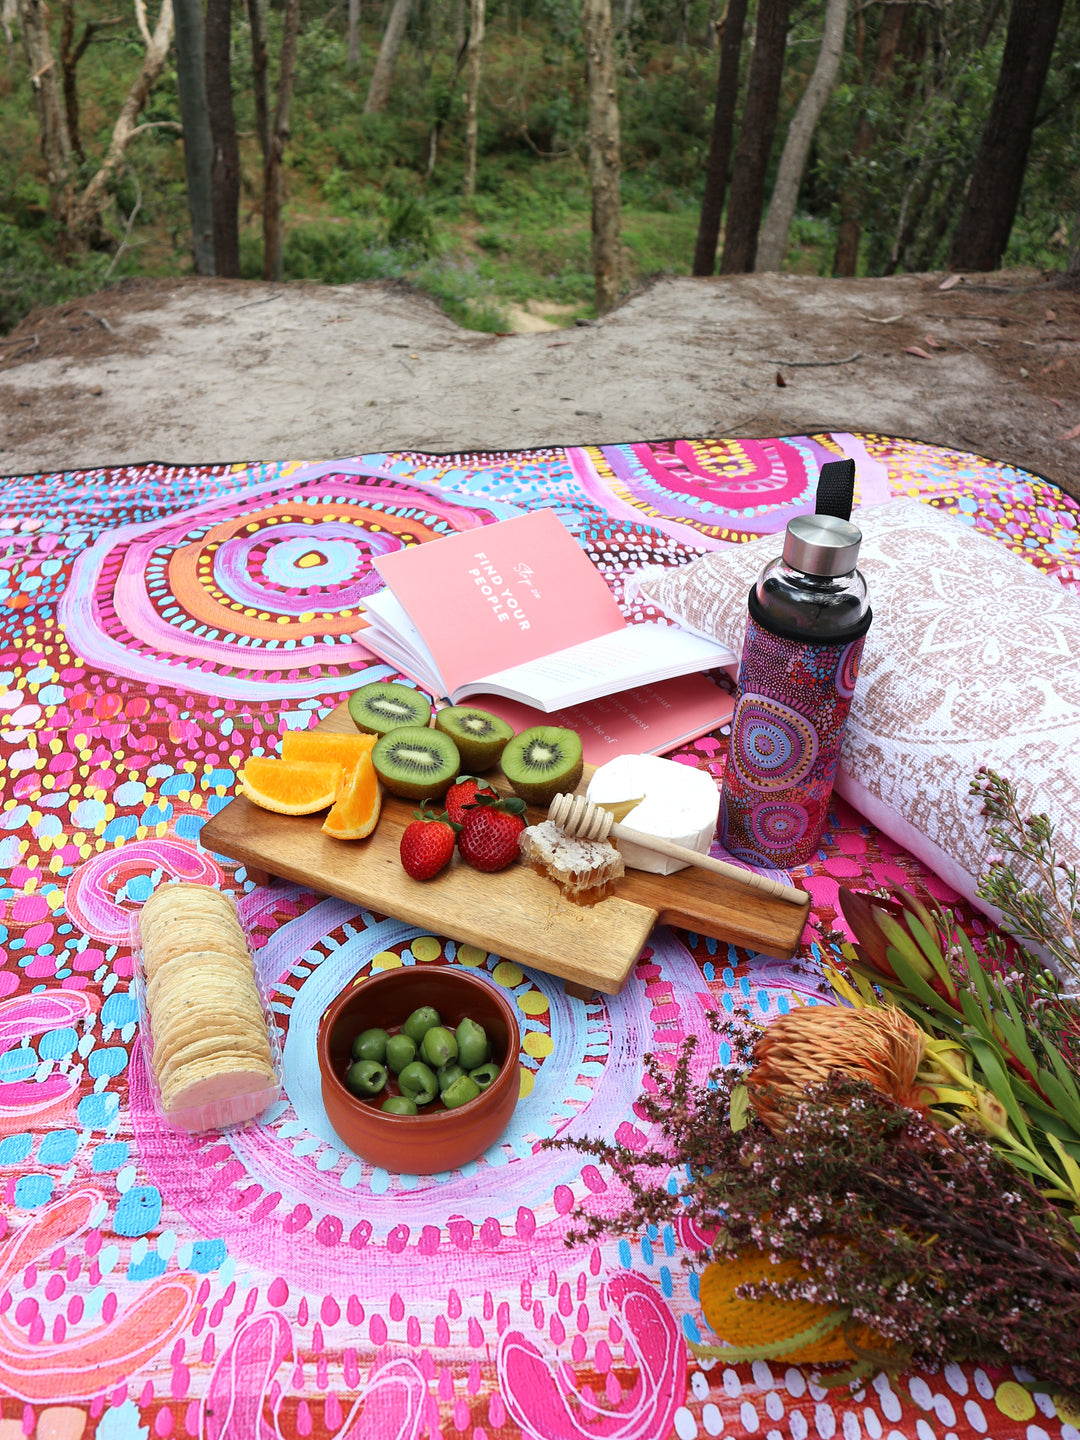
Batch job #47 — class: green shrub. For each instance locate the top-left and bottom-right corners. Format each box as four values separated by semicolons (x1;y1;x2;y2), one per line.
0;223;117;334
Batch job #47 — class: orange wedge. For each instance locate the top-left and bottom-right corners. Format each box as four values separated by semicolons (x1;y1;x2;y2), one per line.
322;751;382;840
281;730;377;770
239;758;344;815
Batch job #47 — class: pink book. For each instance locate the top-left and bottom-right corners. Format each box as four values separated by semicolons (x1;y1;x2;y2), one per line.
363;510;735;711
465;673;737;766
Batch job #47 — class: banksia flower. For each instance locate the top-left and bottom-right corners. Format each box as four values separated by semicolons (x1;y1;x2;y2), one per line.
746;1005;928;1134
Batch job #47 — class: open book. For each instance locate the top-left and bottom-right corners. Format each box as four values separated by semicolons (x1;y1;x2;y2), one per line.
360;509;736;712
465;674;737;766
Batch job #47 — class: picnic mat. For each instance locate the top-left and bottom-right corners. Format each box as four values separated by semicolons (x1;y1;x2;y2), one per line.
0;433;1078;1440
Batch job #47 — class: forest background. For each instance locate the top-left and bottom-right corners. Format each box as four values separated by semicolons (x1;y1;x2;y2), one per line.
2;0;1080;337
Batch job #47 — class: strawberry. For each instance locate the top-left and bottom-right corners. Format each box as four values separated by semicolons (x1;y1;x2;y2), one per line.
444;775;499;826
400;807;457;881
457;795;527;873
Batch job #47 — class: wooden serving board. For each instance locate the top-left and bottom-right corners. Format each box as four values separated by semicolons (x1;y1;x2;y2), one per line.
200;704;810;996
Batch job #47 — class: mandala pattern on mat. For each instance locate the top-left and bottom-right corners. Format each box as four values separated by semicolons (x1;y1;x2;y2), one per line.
0;438;1076;1440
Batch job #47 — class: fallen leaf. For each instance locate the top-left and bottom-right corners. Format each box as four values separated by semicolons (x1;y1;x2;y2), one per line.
775;370;787;387
939;274;963;291
1046;308;1057;322
1057;422;1080;441
923;333;945;349
903;346;933;359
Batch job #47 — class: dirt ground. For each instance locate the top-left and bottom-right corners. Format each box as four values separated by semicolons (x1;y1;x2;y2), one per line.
1;268;1077;496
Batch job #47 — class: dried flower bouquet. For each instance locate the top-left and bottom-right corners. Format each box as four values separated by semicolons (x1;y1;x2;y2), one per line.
551;768;1080;1401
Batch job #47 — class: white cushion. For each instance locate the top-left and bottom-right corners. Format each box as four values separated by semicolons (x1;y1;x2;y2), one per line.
638;498;1080;909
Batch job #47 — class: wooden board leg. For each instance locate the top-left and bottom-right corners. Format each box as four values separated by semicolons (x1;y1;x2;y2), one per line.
244;865;273;887
564;979;597;1002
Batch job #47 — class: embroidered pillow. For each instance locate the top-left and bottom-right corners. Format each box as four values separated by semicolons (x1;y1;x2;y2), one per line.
638;498;1080;911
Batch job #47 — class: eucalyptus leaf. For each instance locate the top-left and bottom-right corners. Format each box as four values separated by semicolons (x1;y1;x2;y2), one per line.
958;988;995;1043
902;911;958;995
882;942;961;1026
991;1008;1041;1082
729;1082;750;1133
968;1036;1034;1148
1046;1133;1080;1194
1035;1068;1080;1134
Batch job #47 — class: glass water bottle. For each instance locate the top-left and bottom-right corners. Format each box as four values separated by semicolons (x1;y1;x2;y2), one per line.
719;513;872;869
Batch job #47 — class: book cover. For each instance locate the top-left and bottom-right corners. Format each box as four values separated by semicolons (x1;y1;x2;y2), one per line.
372;509;625;699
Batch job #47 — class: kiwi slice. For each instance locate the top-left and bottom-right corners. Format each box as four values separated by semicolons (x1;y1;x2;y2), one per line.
500;725;583;806
349;681;432;736
371;726;460;799
434;706;514;771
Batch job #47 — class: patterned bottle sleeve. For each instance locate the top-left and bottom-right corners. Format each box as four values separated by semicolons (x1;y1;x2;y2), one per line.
719;615;867;870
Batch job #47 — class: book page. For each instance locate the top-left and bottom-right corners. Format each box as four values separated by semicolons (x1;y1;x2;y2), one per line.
458;623;736;710
360;590;446;695
465;673;736;765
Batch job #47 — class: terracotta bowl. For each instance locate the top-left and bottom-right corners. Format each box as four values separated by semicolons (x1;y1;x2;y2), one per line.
317;966;521;1172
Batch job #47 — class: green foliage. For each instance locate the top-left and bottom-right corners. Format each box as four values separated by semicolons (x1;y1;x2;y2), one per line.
0;222;115;333
2;0;1079;334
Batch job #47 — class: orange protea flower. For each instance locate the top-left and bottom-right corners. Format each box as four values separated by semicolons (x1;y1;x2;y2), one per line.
746;1004;928;1134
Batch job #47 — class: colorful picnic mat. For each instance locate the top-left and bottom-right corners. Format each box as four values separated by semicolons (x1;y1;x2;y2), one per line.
0;433;1078;1440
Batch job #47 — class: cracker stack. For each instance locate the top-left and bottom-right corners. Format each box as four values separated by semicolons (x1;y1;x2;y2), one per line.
138;884;277;1121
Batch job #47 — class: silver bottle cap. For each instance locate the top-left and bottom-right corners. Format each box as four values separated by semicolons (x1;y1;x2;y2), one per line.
782;513;862;577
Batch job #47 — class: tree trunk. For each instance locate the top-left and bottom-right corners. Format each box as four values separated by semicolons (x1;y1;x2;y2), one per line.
2;0;16;62
462;0;484;200
719;0;791;274
173;0;216;274
59;0;85;161
831;3;904;277
247;0;271;156
205;0;240;277
347;0;360;67
425;28;469;179
756;0;847;272
364;0;412;113
704;0;717;50
263;0;301;282
71;0;175;241
949;0;1066;272
15;0;75;228
583;0;622;315
692;0;748;276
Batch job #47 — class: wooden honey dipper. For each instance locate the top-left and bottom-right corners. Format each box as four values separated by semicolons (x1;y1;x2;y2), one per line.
546;793;809;907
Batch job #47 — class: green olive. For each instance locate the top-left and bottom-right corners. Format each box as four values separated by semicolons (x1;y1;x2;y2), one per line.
420;1025;458;1069
381;1095;418;1116
345;1060;388;1098
385;1033;417;1074
402;1006;441;1045
397;1060;438;1106
455;1017;489;1071
437;1062;466;1094
468;1060;500;1091
441;1074;481;1110
351;1027;389;1063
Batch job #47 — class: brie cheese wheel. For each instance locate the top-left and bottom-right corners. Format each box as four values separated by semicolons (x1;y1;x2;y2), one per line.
585;754;721;874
